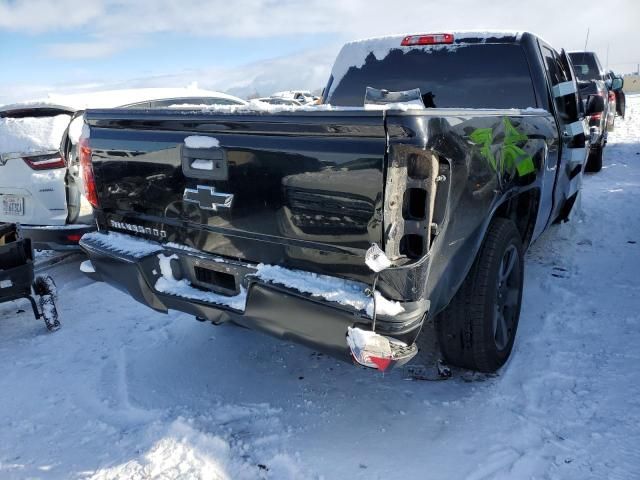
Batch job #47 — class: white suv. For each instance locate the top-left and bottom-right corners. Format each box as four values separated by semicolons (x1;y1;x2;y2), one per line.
0;103;92;250
1;89;248;250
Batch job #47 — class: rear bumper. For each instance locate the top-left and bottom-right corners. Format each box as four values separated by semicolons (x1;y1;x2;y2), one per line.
21;224;94;251
80;232;427;363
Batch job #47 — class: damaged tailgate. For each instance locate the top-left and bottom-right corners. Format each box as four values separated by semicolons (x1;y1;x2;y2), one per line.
85;109;388;281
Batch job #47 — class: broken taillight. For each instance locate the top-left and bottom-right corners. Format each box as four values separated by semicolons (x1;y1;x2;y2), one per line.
401;33;454;46
79;137;100;209
346;327;417;372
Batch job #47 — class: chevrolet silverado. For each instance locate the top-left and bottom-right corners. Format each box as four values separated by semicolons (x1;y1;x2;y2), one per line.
78;32;604;373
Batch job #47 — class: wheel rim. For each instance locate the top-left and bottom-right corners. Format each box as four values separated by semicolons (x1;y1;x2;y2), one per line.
493;244;521;351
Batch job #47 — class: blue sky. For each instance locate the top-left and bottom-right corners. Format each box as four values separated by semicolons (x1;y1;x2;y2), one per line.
1;0;639;103
0;29;334;84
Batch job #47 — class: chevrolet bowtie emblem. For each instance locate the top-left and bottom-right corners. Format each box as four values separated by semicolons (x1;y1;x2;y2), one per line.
183;185;234;211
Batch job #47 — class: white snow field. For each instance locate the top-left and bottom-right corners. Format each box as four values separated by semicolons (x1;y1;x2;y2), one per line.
1;97;640;479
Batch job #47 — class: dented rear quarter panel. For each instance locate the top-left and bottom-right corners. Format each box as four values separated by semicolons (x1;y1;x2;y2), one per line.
380;110;559;315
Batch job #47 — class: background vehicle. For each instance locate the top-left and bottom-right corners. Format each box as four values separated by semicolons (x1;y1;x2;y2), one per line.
0;103;90;250
120;95;246;109
606;83;617;131
568;51;611;172
607;70;626;118
270;90;317;105
0;90;247;251
255;97;303;106
79;32;602;374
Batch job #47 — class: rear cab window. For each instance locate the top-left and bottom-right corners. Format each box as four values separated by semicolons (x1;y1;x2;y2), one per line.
326;40;537;109
567;52;603;81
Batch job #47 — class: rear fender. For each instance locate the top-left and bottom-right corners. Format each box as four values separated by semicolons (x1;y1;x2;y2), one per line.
383;111;548;314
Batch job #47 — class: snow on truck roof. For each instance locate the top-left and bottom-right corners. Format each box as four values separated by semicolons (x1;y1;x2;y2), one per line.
327;31;526;97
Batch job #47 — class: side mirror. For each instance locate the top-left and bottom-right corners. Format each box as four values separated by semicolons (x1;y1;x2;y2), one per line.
586;94;605;115
612;77;623;91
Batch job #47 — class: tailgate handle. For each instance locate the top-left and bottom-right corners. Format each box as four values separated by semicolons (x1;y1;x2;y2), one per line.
181;145;228;180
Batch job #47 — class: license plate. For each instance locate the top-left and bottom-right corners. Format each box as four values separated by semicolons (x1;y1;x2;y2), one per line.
2;195;24;216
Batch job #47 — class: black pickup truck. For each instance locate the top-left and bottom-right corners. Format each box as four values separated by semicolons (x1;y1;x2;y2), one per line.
568;51;621;172
79;31;604;374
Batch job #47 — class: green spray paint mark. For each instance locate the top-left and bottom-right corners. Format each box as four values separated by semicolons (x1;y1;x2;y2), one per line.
469;127;497;171
471;117;535;177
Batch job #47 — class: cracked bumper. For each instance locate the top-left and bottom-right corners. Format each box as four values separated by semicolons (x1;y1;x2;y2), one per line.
80;232;427;364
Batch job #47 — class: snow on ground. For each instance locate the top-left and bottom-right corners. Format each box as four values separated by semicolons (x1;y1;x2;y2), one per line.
1;98;640;479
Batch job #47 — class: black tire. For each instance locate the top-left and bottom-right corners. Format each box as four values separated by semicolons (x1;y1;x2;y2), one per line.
39;294;60;331
436;218;524;373
33;275;58;301
585;145;603;173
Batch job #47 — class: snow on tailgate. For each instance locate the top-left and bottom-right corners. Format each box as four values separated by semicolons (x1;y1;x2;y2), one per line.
184;135;220;149
0;114;71;154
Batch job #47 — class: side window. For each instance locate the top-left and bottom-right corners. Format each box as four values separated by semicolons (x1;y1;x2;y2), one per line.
541;45;578;122
542;47;562;86
558;49;581;121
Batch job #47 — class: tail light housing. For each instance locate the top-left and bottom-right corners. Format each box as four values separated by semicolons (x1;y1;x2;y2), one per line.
66;234;83;242
401;33;454;46
608;91;616;103
23;153;65;170
79;137;100;208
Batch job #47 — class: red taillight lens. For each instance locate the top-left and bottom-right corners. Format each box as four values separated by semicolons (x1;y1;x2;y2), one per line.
591;112;602;121
401;33;454;46
608;91;616;102
66;234;82;242
79;138;100;209
23;154;65;170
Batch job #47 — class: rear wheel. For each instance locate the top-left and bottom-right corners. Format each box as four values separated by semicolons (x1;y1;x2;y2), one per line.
436;218;524;372
585;145;603;173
